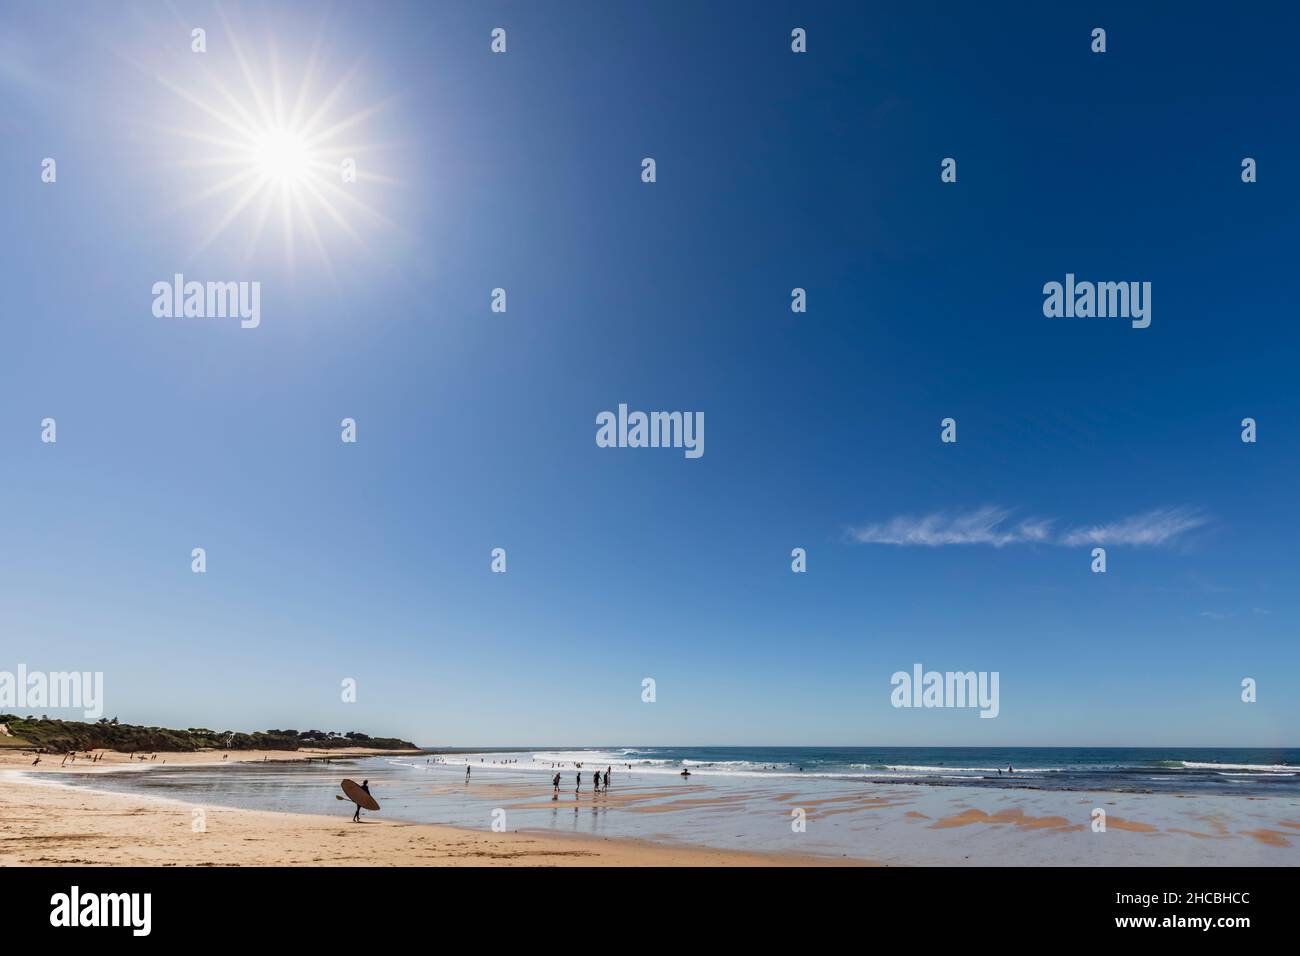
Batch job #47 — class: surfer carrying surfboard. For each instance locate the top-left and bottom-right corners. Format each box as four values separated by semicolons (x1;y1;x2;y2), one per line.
338;778;380;822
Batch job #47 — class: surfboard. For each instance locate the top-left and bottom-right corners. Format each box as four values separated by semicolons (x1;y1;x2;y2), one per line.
340;778;380;811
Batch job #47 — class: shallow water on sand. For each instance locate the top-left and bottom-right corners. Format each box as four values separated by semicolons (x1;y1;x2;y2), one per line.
49;753;1300;865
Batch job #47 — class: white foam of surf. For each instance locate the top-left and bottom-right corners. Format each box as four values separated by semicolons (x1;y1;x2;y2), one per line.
877;764;1062;775
398;752;1295;784
396;752;1072;783
1218;771;1295;777
1182;762;1295;773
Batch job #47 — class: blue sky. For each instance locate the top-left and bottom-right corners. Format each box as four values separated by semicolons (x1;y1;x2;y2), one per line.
1;1;1296;747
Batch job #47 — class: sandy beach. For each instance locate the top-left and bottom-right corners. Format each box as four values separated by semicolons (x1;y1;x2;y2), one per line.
0;750;855;866
0;746;417;773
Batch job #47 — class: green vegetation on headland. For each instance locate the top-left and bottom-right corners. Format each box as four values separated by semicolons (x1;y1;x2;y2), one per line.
0;715;418;754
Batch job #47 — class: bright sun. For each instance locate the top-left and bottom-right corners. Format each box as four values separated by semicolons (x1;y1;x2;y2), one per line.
152;16;397;269
252;128;311;184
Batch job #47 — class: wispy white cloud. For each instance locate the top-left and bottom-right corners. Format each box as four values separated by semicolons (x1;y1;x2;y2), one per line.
849;506;1207;549
1059;507;1208;548
1196;606;1270;620
848;506;1052;548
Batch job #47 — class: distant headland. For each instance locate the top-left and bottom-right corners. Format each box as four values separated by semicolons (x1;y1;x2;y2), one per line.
0;715;419;754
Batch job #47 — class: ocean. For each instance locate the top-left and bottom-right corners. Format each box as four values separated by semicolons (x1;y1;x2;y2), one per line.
427;745;1300;794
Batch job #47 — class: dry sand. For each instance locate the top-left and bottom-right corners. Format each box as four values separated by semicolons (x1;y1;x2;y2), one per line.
0;746;411;772
0;749;857;866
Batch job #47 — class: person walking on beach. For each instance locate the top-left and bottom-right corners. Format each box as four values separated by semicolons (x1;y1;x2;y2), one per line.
605;767;612;790
575;771;581;794
466;765;471;782
352;779;372;823
552;771;561;798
